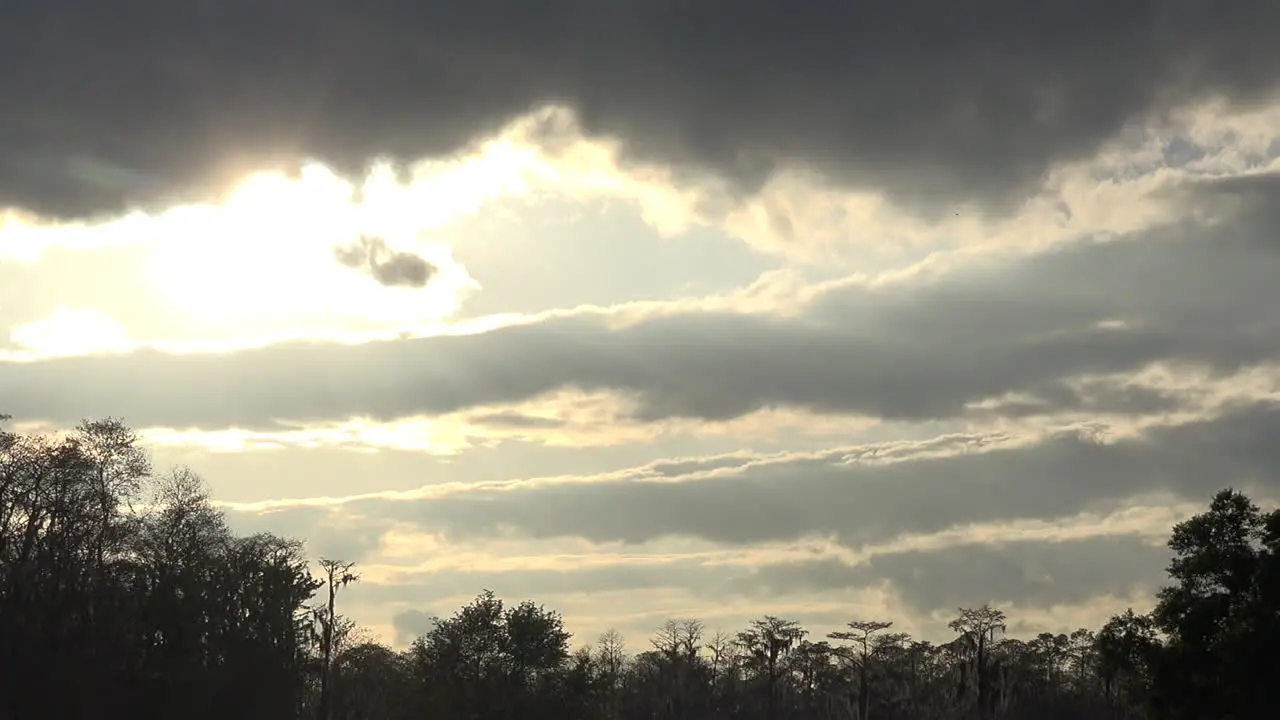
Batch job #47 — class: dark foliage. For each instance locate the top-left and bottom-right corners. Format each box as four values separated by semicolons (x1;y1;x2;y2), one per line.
1;417;1275;719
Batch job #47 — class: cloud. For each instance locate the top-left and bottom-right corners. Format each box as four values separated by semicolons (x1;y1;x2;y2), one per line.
413;405;1273;548
4;95;1273;278
391;609;437;647
903;538;1170;614
346;533;1170;630
12;3;1280;651
5;1;1279;219
207;397;1279;642
334;235;437;289
224;504;388;563
215;412;1230;643
218;400;1280;569
3;172;1279;430
8;306;130;356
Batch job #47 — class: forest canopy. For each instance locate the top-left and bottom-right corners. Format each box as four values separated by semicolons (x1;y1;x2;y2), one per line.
1;416;1275;719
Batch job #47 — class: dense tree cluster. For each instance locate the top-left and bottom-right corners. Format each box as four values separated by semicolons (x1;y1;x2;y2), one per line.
2;417;1277;719
0;417;321;718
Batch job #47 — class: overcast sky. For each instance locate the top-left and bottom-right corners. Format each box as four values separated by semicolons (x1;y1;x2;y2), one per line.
3;0;1280;648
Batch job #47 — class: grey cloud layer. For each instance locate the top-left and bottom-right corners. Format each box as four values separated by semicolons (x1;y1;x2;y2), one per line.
353;534;1170;622
745;536;1171;614
241;402;1280;553
4;1;1278;218
4;176;1279;429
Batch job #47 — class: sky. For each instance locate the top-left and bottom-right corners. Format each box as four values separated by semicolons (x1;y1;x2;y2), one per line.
3;0;1280;648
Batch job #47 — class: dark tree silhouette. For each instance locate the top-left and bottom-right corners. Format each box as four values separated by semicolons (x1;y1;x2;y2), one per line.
316;557;360;720
0;417;322;719
829;619;893;720
1147;489;1280;720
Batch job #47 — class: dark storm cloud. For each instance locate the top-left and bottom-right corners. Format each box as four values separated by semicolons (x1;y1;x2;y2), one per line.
333;235;436;288
3;1;1278;218
348;535;1170;618
4;175;1280;430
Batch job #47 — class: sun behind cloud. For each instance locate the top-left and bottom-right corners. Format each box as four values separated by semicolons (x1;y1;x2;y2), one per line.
8;306;131;357
144;167;352;320
66;164;474;351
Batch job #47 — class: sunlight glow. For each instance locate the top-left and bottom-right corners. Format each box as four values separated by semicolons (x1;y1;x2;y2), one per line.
147;165;355;321
3;101;1264;356
141;414;474;455
9;306;131;356
133;162;485;340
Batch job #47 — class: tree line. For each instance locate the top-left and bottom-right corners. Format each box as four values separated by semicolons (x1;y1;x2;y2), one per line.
1;416;1276;719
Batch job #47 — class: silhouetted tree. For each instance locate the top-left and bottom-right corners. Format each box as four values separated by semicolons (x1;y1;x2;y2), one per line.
829;619;893;720
0;417;321;719
1097;609;1159;718
316;557;360;720
1148;488;1280;719
738;616;807;720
